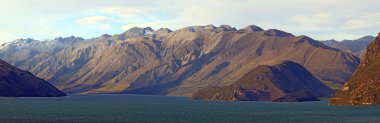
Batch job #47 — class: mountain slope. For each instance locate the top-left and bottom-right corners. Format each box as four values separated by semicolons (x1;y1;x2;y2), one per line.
0;25;360;96
192;61;334;102
321;36;374;58
0;36;89;68
0;59;66;97
329;33;380;106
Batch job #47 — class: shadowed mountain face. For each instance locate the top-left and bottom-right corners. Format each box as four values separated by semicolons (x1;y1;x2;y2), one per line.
329;34;380;106
192;61;334;102
0;25;359;96
321;36;375;58
0;59;66;97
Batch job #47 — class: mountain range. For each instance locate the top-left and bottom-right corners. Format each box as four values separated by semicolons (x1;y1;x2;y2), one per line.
320;36;375;58
0;24;361;96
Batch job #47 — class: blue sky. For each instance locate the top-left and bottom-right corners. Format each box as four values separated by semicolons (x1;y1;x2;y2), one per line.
0;0;379;43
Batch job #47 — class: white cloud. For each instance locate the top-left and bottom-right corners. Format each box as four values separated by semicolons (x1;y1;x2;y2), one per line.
0;0;380;43
121;20;182;31
77;16;111;24
292;13;334;27
99;6;183;31
343;13;380;29
100;7;148;16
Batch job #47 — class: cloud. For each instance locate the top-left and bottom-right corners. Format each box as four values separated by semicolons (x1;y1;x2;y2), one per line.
121;20;182;31
76;16;115;30
292;13;334;27
0;0;380;43
99;6;183;31
77;16;111;24
343;13;380;29
100;7;148;16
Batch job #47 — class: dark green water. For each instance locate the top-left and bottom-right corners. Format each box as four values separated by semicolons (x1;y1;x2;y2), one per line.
0;94;379;123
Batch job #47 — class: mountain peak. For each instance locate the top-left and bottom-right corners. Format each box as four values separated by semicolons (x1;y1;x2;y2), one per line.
264;29;294;37
154;28;172;33
54;36;84;42
242;25;264;32
127;27;154;33
100;34;112;38
119;27;154;40
0;38;38;50
12;38;37;43
357;35;375;41
176;24;236;33
176;25;215;32
204;24;217;29
218;25;237;31
156;28;172;32
296;36;339;51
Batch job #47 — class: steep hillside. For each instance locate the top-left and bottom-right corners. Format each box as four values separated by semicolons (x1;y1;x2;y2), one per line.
192;61;333;102
329;33;380;106
0;59;66;97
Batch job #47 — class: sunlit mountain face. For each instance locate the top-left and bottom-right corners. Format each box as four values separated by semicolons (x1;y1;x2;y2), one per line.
0;25;359;95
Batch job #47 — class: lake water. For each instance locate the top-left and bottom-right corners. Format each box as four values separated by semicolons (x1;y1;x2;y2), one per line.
0;94;379;123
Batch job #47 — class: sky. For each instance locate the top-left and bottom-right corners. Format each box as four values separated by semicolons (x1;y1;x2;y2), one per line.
0;0;379;43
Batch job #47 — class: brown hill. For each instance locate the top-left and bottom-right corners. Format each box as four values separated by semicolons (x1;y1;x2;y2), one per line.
192;61;333;102
329;33;380;106
0;59;65;97
0;25;359;96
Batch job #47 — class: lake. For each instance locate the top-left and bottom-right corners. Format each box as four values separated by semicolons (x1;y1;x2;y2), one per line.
0;94;379;123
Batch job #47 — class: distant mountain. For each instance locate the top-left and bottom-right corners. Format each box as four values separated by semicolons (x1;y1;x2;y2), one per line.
0;36;89;67
329;33;380;106
0;59;65;97
192;61;333;102
118;27;154;40
320;36;375;58
0;24;359;96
